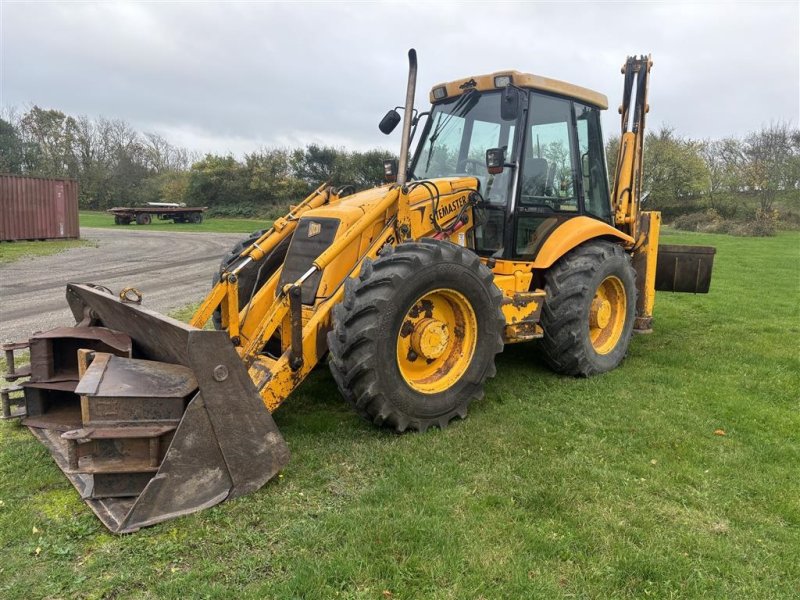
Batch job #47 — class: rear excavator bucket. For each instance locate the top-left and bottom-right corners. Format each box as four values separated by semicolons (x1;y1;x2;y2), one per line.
5;283;290;533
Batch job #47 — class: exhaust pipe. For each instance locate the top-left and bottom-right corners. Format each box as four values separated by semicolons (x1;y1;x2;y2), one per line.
396;48;417;188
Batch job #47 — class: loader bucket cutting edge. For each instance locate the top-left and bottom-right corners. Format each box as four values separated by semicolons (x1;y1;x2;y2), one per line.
17;283;290;533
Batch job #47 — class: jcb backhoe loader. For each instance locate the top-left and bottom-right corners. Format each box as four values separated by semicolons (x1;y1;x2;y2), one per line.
1;51;715;533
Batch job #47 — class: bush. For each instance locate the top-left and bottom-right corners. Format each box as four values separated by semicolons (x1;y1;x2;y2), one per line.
729;208;778;237
777;207;800;230
671;207;778;237
206;202;293;220
672;209;728;233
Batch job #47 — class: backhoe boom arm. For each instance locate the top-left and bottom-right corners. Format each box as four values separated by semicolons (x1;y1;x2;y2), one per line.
611;55;652;240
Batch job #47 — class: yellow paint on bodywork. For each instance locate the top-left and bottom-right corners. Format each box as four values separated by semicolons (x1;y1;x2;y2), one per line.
491;267;545;343
531;216;634;269
430;70;608;109
189;183;331;330
631;211;661;331
500;290;546;343
250;221;398;411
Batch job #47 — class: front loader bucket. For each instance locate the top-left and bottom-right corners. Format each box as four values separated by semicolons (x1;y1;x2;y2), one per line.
13;283;290;533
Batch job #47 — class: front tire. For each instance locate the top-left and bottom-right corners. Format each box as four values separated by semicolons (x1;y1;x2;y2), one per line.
539;240;637;376
328;239;504;432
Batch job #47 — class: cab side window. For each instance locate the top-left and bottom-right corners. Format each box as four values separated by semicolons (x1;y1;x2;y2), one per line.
520;94;578;212
575;103;612;221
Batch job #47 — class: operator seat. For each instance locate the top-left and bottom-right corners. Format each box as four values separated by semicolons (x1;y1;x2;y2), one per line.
522;157;549;197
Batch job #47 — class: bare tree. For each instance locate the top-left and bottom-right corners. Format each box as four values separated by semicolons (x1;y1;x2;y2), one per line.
741;122;798;212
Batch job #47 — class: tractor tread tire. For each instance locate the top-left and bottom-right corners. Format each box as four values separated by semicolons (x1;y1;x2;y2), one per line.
539;240;637;377
328;239;504;433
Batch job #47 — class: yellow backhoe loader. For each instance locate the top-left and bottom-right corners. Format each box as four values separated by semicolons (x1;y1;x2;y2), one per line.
2;51;715;533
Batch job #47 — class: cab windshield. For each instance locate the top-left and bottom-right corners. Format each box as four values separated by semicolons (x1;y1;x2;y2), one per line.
411;90;516;203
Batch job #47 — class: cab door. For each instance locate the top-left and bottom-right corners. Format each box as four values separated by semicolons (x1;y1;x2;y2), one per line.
512;92;582;260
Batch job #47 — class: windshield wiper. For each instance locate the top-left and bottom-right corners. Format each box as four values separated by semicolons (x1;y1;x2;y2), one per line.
423;89;479;174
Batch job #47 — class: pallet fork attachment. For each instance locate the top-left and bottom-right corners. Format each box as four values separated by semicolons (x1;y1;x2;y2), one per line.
4;284;289;533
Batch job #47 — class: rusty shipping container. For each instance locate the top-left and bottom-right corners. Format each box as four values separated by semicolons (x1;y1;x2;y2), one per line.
0;175;80;242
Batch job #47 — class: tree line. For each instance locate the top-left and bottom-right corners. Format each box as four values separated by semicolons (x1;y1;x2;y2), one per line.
1;106;797;229
0;106;394;217
607;123;800;232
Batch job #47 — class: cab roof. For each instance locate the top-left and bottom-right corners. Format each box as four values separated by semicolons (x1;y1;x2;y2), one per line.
429;70;608;109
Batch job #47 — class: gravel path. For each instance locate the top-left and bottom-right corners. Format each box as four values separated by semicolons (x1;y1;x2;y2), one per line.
0;227;247;343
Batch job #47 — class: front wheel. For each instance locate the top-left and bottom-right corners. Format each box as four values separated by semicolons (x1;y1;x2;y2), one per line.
328;239;504;432
539;240;637;376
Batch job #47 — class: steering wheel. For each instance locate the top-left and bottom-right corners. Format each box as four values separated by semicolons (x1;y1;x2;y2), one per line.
456;158;485;174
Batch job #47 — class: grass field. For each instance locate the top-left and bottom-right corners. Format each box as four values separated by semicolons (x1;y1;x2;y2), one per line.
80;211;272;234
0;239;92;264
0;231;798;599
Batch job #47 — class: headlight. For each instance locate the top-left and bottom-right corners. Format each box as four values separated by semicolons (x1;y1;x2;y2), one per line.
494;75;512;88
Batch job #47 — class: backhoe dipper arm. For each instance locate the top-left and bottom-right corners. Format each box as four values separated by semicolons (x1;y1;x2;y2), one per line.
611;55;652;240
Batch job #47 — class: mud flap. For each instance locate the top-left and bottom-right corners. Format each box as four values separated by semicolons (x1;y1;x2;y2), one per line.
21;283;290;533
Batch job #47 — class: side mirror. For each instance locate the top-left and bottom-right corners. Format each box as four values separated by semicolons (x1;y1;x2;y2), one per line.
486;147;506;175
500;86;521;121
379;110;401;134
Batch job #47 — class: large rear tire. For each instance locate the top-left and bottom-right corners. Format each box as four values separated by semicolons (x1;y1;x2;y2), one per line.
328;239;504;432
212;231;291;330
539;240;636;376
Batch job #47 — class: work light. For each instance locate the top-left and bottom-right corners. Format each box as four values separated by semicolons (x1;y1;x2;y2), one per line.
383;159;398;182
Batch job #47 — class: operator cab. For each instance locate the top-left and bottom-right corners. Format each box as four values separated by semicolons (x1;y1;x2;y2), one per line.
407;71;611;261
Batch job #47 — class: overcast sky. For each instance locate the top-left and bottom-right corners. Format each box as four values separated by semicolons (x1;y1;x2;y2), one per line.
2;1;798;156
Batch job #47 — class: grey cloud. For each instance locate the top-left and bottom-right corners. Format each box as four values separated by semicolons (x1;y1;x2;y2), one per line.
2;2;797;155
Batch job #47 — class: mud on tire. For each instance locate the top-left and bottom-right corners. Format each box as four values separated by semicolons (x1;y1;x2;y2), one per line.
328;238;504;432
539;240;637;376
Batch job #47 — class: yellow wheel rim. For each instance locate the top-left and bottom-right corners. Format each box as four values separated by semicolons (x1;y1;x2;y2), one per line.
589;276;627;355
396;288;478;394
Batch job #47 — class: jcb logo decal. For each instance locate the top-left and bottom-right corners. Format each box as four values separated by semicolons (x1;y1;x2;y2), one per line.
307;222;322;238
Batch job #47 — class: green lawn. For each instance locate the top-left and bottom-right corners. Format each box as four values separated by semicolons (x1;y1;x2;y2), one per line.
1;231;798;599
80;211;272;234
0;239;92;264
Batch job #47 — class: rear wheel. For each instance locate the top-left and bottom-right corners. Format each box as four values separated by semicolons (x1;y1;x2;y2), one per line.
539;240;636;376
136;213;151;225
189;212;203;224
328;239;504;432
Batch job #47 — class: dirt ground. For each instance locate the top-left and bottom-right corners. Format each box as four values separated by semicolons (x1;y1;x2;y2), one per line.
0;227;245;343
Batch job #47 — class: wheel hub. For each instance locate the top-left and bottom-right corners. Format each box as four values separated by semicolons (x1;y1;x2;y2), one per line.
589;275;627;355
411;318;450;360
395;288;478;394
590;298;612;329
